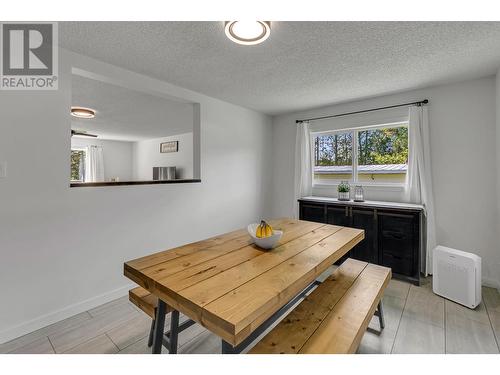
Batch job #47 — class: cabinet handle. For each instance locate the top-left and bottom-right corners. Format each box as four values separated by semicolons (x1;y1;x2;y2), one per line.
345;206;348;217
350;207;353;217
373;209;377;220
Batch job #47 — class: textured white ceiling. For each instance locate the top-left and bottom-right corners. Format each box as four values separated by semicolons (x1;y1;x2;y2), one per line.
71;74;193;141
60;22;500;115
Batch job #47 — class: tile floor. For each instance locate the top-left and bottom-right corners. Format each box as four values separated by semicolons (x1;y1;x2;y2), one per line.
1;276;499;354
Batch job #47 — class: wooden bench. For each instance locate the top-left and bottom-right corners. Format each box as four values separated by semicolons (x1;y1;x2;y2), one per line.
129;287;173;319
129;287;196;353
249;258;391;354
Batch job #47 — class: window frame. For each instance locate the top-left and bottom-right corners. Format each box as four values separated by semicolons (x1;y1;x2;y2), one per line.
310;121;409;188
70;146;87;183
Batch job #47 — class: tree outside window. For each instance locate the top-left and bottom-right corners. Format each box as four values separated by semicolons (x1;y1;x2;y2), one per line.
71;149;86;182
313;124;408;184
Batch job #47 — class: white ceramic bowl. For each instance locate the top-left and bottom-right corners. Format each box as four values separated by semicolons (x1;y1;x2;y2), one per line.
247;223;283;250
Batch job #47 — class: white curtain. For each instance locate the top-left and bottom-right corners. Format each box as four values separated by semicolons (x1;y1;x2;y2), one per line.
404;105;436;275
294;121;312;218
85;145;105;182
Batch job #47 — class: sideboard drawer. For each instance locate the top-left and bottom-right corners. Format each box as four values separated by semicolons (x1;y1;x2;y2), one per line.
378;211;417;259
381;252;414;276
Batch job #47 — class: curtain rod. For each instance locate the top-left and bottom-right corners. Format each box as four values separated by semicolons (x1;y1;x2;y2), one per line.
295;99;428;124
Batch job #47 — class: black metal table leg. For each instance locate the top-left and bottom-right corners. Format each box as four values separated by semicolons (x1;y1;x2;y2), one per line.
152;299;167;354
147;319;155;348
169;310;180;354
222;340;236;354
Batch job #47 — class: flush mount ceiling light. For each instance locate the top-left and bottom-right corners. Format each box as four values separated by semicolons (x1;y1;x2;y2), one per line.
224;21;271;45
71;106;96;119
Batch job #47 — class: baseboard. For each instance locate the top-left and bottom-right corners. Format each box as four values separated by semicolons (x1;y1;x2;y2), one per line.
482;277;500;290
0;283;134;344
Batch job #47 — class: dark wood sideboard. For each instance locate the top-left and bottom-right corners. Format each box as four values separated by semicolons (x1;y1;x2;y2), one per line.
298;196;425;285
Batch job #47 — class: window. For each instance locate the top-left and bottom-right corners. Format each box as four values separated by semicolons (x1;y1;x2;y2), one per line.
312;123;408;185
71;148;86;182
314;131;353;181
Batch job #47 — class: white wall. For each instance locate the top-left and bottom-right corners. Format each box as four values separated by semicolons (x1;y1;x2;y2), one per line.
71;137;134;181
0;50;272;343
496;70;500;289
132;132;193;180
271;76;500;288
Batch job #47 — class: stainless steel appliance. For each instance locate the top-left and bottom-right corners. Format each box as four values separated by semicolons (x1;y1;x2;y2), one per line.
153;166;176;181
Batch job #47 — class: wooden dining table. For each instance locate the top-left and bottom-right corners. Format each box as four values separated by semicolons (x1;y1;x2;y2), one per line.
124;218;364;354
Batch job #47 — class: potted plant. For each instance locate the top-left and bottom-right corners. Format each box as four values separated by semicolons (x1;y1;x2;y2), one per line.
338;181;350;201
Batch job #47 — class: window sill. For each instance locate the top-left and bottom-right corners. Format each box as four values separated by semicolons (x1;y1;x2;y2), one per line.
313;182;406;191
70;179;201;187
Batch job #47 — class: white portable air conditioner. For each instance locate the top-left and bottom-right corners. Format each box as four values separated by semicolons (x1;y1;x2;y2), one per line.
433;246;481;309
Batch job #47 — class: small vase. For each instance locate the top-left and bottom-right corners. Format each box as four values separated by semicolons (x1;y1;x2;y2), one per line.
338;191;350;201
354;185;364;202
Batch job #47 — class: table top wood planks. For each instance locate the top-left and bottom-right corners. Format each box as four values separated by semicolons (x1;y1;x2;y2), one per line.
124;218;364;347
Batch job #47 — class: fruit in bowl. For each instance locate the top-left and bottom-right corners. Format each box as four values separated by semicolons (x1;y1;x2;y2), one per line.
256;220;273;238
248;220;283;250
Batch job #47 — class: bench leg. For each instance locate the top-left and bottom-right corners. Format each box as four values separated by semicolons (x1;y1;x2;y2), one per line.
152;300;167;354
147;319;155;348
377;300;385;330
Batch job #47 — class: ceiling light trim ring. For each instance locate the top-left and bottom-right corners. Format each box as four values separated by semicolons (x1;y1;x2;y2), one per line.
71;106;96;119
224;21;271;45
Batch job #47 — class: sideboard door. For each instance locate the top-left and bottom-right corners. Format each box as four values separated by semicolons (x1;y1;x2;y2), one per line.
351;207;378;264
299;202;326;223
326;205;351;227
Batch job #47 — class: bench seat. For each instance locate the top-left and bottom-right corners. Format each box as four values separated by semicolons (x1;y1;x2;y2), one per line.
249;258;391;354
129;287;173;319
